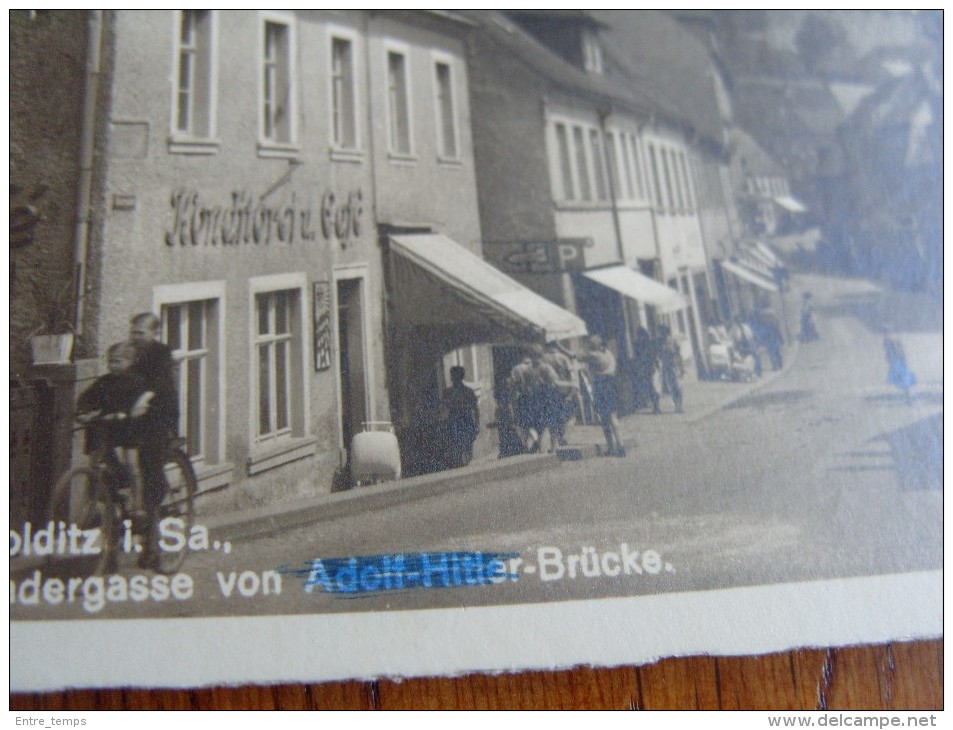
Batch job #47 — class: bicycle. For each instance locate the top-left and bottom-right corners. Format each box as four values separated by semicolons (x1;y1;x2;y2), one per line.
47;416;197;576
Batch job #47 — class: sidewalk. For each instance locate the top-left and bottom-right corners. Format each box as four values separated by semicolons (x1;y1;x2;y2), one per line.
202;337;800;543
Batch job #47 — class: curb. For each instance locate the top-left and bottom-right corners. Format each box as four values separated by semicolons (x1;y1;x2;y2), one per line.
206;451;564;542
206;343;800;543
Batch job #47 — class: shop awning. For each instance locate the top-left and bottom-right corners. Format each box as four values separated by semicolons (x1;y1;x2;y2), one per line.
755;241;785;268
721;260;779;293
389;233;588;342
739;249;776;278
773;195;808;213
582;265;687;312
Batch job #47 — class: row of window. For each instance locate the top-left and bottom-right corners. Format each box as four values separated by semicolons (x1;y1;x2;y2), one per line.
174;10;460;160
550;118;698;216
156;275;309;471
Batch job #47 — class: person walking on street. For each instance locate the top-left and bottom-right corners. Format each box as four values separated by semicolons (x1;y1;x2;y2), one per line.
631;327;660;414
657;325;684;413
757;308;784;371
491;378;524;459
800;292;820;342
585;335;625;457
883;330;916;405
440;365;480;468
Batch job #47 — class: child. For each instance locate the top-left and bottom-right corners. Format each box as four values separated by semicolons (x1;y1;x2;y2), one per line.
76;341;153;486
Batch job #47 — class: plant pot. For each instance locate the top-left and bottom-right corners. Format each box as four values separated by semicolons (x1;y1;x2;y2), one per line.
30;333;74;364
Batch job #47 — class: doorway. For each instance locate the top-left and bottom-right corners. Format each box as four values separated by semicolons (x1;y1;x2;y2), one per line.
336;276;369;452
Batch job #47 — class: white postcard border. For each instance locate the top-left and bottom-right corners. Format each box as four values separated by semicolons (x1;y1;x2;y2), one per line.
12;570;942;692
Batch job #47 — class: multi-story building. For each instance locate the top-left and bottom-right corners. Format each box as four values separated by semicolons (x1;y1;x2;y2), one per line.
11;9;585;509
466;11;722;395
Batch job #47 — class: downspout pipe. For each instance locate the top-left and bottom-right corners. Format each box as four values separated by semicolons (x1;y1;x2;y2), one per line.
598;106;635;359
597;106;625;265
73;9;103;335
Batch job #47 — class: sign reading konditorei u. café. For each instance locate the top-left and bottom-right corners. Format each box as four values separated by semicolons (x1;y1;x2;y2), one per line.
164;189;363;248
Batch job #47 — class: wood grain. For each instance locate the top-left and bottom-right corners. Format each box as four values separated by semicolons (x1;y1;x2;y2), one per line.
10;640;941;710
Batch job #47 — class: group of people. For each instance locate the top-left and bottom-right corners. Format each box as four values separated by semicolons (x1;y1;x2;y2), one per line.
489;335;636;460
630;325;685;413
706;310;784;383
76;313;179;571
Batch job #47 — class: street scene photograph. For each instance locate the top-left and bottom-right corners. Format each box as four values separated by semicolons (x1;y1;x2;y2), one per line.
9;10;941;687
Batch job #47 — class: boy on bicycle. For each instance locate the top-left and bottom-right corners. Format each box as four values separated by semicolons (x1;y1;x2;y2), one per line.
76;341;154;492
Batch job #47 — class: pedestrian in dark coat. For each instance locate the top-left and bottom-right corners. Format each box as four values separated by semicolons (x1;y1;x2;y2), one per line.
128;312;179;570
631;327;660;413
440;366;480;468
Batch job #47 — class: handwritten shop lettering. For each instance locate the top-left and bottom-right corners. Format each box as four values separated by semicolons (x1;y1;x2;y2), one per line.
165;189;362;248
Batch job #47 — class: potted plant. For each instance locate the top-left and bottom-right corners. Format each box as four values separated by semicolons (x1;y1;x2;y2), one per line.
27;271;78;365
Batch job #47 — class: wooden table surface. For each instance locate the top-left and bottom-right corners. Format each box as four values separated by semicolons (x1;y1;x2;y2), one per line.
11;639;942;710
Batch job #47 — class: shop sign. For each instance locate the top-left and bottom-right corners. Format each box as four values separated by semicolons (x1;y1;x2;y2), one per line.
165;188;363;248
482;238;592;274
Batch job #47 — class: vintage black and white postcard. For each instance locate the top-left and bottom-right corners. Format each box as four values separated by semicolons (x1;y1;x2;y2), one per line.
9;10;942;691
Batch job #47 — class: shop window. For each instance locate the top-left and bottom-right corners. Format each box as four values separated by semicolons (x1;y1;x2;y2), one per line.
387;49;412;156
155;281;225;467
330;35;358;151
255;289;297;441
434;59;458;160
260;15;296;151
248;274;313;472
163;300;214;461
171;10;217;152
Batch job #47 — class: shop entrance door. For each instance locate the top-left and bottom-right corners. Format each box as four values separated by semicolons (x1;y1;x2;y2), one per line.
336;276;369;453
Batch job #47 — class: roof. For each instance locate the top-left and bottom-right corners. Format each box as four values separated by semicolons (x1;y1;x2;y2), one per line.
463;10;712;141
590;10;727;146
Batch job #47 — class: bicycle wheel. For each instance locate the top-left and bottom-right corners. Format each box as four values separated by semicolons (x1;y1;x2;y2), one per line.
47;467;116;576
155;449;196;574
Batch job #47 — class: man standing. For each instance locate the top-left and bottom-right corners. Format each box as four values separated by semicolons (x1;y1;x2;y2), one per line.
440;365;480;468
541;341;578;446
657;325;684;413
128;312;179;570
585;335;625;457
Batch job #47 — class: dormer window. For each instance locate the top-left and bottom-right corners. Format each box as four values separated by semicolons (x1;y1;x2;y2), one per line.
582;30;603;74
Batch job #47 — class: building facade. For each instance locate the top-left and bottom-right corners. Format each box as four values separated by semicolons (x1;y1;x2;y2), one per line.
12;10;504;507
467;11;719;398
